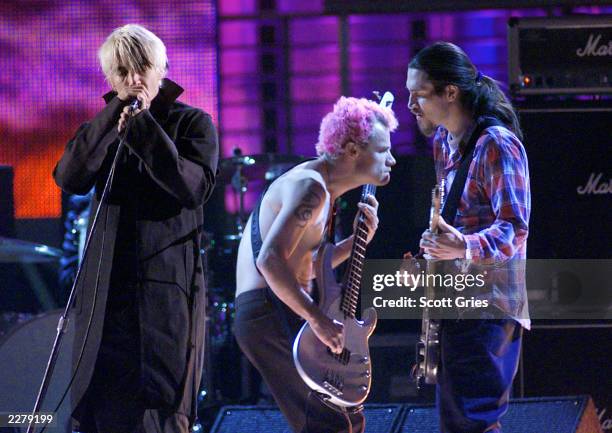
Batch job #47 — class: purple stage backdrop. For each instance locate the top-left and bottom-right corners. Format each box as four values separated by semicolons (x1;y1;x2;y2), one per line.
1;1;609;219
217;2;608;213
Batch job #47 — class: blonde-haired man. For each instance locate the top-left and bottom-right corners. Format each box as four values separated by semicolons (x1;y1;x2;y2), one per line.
54;24;218;432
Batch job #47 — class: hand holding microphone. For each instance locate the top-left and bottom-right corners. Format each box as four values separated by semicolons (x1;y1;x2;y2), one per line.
117;83;153;133
128;98;141;112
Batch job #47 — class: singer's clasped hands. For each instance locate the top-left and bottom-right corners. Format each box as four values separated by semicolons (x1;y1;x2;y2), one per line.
114;68;160;132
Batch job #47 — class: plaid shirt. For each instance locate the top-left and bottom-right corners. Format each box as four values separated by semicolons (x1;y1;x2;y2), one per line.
433;120;531;328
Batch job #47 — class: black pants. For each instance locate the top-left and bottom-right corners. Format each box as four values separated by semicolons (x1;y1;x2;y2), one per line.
234;288;364;433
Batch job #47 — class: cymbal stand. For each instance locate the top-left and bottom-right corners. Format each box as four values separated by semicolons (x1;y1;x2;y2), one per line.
230;164;248;236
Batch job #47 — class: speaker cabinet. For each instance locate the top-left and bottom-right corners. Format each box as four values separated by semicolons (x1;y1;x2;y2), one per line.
210;404;403;433
210;397;601;432
521;324;611;433
518;103;612;259
399;396;602;433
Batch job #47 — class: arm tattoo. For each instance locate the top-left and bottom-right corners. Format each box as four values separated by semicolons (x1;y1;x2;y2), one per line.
293;184;322;227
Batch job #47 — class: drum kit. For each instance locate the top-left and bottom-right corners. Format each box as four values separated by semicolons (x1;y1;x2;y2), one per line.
0;237;61;264
0;236;62;330
0;237;62;315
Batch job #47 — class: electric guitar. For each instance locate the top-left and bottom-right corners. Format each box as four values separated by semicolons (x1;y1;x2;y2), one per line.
292;91;394;407
293;183;377;407
412;180;445;388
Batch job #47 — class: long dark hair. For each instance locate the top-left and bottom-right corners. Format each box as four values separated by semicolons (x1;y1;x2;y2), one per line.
409;42;523;140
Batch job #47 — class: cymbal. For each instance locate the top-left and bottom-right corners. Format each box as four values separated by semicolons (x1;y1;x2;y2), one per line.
0;237;62;263
218;153;306;184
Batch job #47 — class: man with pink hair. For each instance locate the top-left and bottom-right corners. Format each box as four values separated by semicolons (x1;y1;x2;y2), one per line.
234;96;397;432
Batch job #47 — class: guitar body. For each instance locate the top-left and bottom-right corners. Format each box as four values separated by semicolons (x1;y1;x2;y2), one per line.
293;239;377;407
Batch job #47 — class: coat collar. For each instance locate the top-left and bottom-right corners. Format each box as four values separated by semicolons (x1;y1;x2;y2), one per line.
102;78;184;118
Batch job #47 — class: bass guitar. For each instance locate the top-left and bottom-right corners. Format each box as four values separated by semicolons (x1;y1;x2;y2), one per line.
292;91;394;407
293;183;378;407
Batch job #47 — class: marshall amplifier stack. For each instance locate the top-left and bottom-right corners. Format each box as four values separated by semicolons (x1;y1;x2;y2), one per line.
508;15;611;433
508;15;612;95
507;15;612;260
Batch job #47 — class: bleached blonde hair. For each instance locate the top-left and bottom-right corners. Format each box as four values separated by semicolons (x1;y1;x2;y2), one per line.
98;24;167;82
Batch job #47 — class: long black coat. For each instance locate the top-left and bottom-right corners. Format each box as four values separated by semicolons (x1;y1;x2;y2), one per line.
53;79;218;420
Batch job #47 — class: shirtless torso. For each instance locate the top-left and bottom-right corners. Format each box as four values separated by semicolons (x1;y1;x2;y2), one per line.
236;162;330;298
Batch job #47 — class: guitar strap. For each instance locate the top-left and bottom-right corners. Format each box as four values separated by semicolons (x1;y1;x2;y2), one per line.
441;116;503;225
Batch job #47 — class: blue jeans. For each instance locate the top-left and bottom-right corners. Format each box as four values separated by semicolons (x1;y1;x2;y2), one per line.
437;318;523;433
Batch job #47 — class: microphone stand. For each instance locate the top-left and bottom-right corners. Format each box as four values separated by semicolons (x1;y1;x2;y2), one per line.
27;105;139;433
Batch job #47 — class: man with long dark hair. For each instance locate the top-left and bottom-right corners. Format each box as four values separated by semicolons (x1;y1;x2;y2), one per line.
406;42;530;432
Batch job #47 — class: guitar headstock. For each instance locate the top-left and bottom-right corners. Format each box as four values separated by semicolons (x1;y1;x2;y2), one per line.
357;91;391;206
373;91;394;109
429;179;445;233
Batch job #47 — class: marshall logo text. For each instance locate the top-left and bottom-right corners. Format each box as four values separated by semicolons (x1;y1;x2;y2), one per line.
577;173;612;195
597;406;612;432
576;33;612;57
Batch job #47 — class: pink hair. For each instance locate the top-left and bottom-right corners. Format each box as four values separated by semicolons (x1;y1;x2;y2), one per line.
316;96;398;157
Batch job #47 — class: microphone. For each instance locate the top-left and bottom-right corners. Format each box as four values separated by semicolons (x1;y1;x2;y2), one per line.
128;98;141;112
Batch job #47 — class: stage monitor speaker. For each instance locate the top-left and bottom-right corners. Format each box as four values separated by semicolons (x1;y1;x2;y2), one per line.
398;396;602;433
210;404;403;433
518;103;611;259
0;165;14;237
